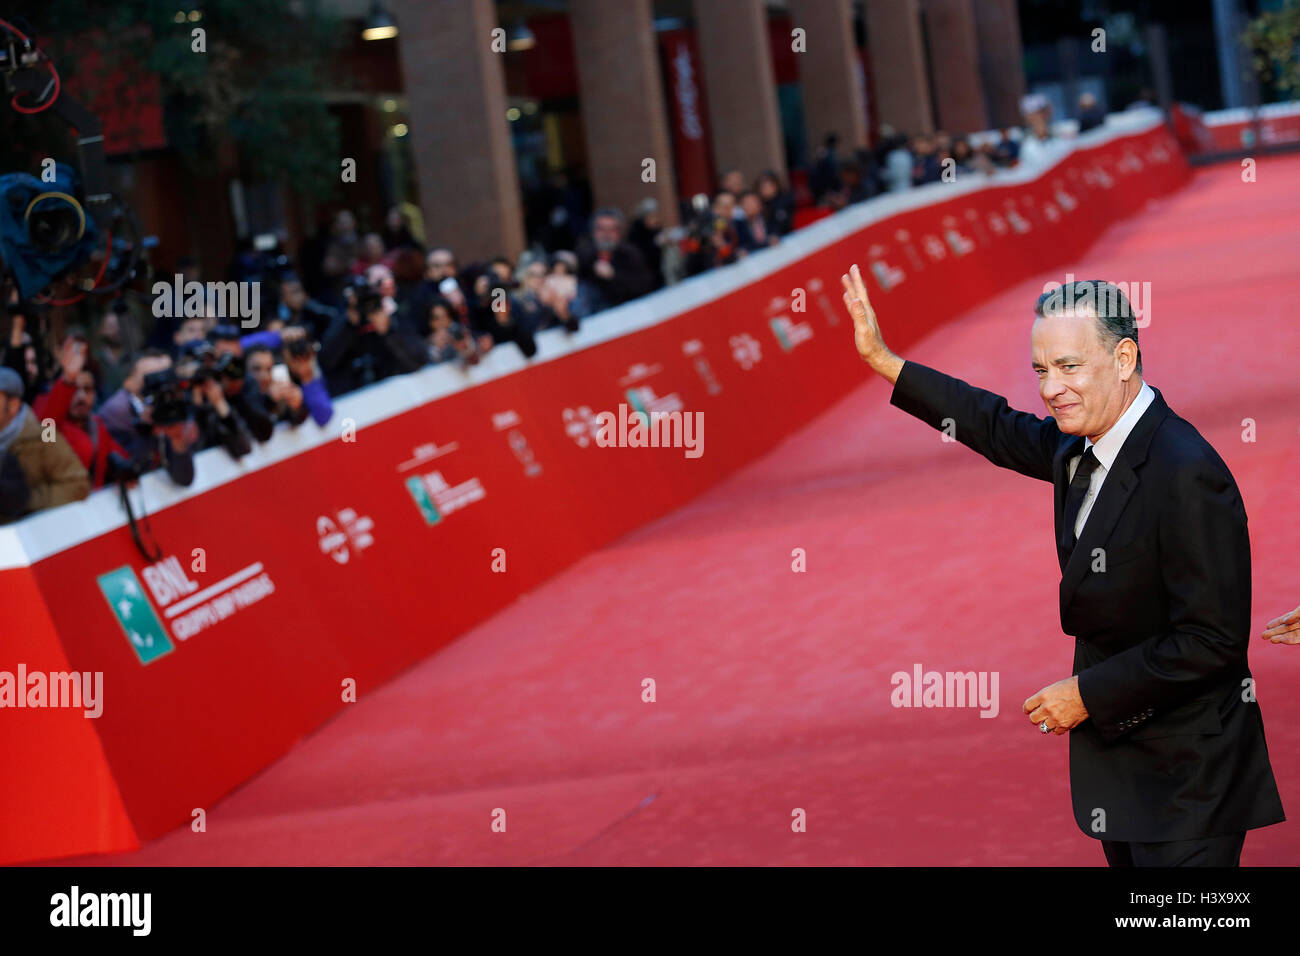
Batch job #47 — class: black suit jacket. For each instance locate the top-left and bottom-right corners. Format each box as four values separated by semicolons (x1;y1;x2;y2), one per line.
890;360;1285;842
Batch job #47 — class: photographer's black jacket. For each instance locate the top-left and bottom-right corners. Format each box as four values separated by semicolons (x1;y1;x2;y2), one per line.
318;312;427;396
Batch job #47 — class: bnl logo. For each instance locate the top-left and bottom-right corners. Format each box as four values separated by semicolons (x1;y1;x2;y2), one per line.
97;566;173;665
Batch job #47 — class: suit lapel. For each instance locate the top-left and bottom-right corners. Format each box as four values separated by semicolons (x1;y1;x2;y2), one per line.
1054;386;1172;609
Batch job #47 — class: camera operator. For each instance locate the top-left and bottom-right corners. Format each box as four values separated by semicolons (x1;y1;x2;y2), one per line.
207;326;275;442
481;279;539;359
175;340;254;459
241;324;333;426
32;334;134;489
276;273;338;341
244;323;332;424
99;350;198;486
682;192;742;277
0;366;90;522
319;281;427;395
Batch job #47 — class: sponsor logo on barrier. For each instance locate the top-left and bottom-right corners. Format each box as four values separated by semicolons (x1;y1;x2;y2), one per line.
507;430;543;477
492;409;522;431
98;566;173;665
562;405;601;446
805;277;840;326
397;441;458;472
769;315;813;352
317;508;375;564
492;409;543;477
406;469;486;525
941;217;975;256
921;234;947;262
619;362;664;387
682;339;722;394
0;665;103;718
104;554;278;647
893;230;925;271
163;561;276;642
729;333;762;369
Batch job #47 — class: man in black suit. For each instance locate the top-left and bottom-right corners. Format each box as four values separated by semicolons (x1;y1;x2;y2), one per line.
840;266;1285;866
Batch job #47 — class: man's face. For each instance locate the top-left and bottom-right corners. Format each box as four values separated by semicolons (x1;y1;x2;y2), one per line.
247;351;273;393
740;194;762;218
175;318;206;347
426;250;455;281
592;216;621;251
100;310;122;345
0;394;21;430
69;371;96;423
1031;309;1133;439
281;281;306;312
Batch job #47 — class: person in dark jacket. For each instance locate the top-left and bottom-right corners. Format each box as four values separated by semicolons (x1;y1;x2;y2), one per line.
319;286;427;395
574;208;653;315
0;366;91;521
98;350;198;486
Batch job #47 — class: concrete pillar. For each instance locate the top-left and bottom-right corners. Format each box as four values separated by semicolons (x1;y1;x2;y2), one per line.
392;0;524;261
693;0;787;183
972;0;1027;129
864;0;933;134
789;0;868;151
570;0;679;224
921;0;988;133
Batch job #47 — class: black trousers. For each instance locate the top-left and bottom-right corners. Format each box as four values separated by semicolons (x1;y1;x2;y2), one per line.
1101;832;1246;867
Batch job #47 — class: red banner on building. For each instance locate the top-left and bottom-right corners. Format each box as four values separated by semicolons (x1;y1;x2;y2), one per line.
659;29;716;200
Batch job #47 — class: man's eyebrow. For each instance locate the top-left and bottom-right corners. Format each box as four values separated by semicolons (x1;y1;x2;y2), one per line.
1032;355;1086;368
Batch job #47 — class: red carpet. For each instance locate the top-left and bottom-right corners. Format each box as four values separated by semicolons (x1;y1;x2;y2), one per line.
68;156;1300;865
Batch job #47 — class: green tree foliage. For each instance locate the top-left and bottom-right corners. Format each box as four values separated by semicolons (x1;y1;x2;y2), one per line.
0;1;343;199
1244;0;1300;97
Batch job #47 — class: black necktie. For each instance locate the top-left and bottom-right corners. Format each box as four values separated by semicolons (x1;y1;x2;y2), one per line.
1062;447;1100;551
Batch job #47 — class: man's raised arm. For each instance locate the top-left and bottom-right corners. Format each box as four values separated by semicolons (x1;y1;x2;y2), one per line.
841;263;1058;483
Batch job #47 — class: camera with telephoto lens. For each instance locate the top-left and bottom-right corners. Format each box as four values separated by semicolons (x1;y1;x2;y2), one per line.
140;367;192;427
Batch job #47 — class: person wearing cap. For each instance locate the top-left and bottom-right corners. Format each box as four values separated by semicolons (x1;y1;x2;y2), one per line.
0;365;91;522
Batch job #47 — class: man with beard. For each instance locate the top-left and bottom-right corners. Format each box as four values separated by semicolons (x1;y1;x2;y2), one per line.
33;335;131;488
0;366;90;521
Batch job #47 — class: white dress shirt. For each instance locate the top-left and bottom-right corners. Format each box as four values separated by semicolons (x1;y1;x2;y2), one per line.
1067;382;1155;539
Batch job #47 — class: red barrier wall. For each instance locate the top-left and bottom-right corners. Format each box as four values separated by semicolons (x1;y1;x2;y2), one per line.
0;120;1188;863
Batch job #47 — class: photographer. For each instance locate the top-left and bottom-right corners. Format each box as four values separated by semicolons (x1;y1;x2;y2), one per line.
242;324;332;426
207;327;275;442
0;366;90;522
99;350;197;486
319;282;427;395
682;192;742;277
32;335;133;489
276;274;339;341
173;340;255;459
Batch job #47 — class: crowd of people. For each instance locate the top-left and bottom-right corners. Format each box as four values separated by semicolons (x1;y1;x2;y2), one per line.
0;91;1122;523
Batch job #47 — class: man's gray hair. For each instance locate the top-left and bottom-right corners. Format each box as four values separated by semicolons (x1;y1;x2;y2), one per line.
1034;279;1142;375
